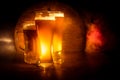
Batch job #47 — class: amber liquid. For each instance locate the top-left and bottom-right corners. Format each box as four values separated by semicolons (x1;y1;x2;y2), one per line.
23;30;38;64
35;18;63;64
35;20;54;63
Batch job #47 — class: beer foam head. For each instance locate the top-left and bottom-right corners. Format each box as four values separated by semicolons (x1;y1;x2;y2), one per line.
35;11;64;20
23;21;36;30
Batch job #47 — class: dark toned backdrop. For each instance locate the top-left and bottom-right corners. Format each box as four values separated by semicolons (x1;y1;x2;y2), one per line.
0;0;119;60
0;0;120;80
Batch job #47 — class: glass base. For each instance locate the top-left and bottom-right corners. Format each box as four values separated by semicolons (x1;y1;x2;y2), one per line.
37;61;54;71
24;53;38;64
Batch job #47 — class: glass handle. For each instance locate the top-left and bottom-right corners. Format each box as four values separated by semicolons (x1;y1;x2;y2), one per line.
16;31;25;53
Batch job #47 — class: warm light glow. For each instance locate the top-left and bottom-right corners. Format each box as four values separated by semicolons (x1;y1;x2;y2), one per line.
35;11;64;20
35;11;64;64
38;63;53;69
18;11;64;64
35;16;55;20
85;23;104;53
58;43;62;51
87;24;103;45
52;33;62;63
0;38;12;43
54;13;64;17
58;52;61;55
51;45;54;55
53;34;62;52
49;11;64;17
41;44;47;55
37;27;53;63
35;12;55;20
14;2;83;66
23;21;35;30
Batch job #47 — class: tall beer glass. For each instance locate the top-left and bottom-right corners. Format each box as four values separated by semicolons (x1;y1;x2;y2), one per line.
23;21;38;64
35;12;54;66
35;11;64;67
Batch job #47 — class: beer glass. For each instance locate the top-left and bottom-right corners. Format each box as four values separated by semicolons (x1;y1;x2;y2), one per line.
23;21;38;64
52;12;64;64
35;11;64;66
35;12;54;66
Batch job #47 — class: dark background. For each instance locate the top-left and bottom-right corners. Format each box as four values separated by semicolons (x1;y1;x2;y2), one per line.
0;0;120;33
0;0;120;79
0;0;119;29
0;0;119;58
